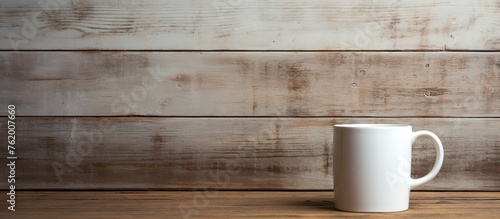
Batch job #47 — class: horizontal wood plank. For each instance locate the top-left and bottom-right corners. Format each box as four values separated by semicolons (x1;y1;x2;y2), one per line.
0;0;498;50
3;192;500;218
1;52;499;116
0;117;498;190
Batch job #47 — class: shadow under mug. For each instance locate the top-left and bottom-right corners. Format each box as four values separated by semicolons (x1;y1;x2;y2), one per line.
333;124;444;212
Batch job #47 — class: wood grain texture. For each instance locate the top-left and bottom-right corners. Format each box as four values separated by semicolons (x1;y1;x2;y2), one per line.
2;192;499;218
1;52;499;116
0;0;498;50
0;117;498;190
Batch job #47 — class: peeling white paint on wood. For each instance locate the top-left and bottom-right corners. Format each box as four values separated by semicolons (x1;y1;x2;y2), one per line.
1;52;498;116
0;0;498;50
1;117;498;190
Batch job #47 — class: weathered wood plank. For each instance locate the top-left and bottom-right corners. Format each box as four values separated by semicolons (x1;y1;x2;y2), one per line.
3;192;500;218
1;52;499;116
0;117;498;190
0;0;498;50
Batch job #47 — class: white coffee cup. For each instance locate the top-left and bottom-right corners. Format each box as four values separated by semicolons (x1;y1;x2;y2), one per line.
333;124;444;212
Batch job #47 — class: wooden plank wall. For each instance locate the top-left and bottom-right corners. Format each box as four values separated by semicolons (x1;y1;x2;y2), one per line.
0;0;499;191
0;0;499;50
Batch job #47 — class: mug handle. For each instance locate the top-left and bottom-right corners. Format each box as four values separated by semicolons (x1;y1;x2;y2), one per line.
409;131;445;189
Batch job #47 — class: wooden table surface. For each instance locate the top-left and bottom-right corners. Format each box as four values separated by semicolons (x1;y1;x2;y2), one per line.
2;191;499;218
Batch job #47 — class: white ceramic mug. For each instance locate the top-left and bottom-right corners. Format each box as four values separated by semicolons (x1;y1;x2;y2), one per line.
333;124;444;212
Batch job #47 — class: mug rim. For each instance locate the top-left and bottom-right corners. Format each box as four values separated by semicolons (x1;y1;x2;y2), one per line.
334;124;410;128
